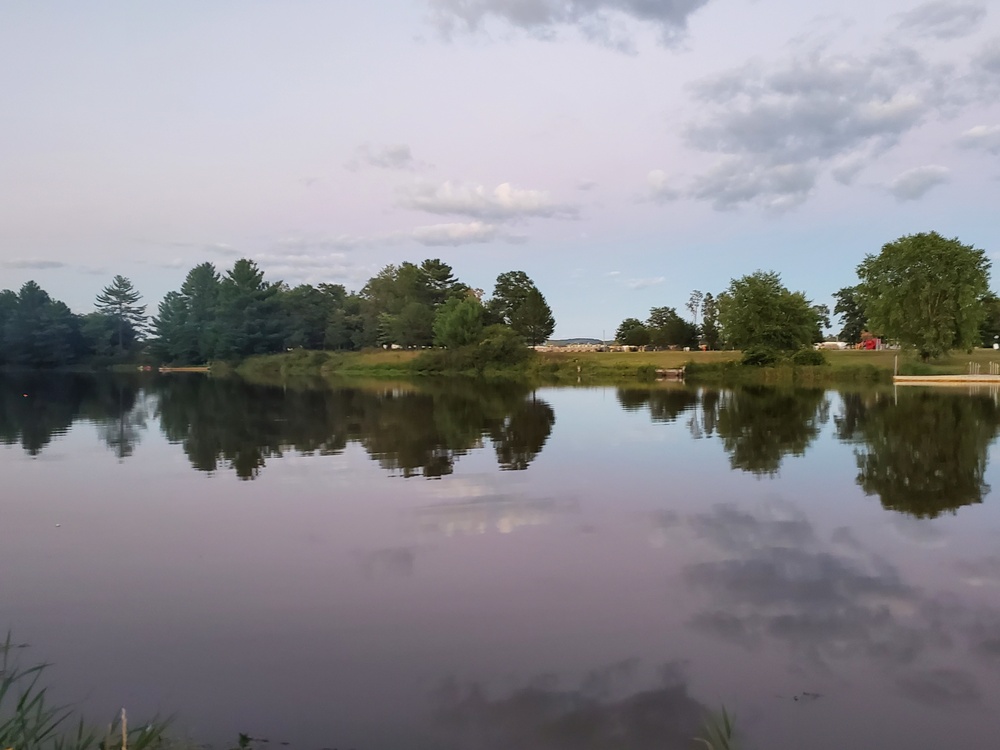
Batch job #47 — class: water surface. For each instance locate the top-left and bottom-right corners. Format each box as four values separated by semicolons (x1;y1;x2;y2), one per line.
2;374;999;749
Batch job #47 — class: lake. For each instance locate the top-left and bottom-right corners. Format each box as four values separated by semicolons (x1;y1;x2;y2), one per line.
2;373;999;749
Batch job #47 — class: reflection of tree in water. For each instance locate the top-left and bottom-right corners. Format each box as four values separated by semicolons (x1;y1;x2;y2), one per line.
156;376;354;479
430;660;706;750
616;387;699;423
0;374;148;457
82;377;148;459
491;396;556;471
836;390;1000;518
153;376;555;480
692;387;828;476
0;375;84;455
621;386;827;475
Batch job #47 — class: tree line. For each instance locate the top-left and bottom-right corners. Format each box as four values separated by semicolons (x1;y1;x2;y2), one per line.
615;231;995;361
0;258;556;367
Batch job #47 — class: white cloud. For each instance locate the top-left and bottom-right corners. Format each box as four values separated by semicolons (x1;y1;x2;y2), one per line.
410;221;525;246
626;276;665;290
168;240;240;256
830;154;869;185
887;165;950;200
681;39;960;209
576;179;598;191
427;0;712;48
647;169;680;203
689;159;817;212
687;49;935;164
957;124;1000;153
1;259;68;270
398;180;578;221
896;2;987;39
274;235;382;253
346;143;424;171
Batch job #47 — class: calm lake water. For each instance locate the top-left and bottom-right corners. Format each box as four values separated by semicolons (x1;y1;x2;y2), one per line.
2;374;1000;749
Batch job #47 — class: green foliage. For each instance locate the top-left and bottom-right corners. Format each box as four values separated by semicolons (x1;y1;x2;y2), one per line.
485;271;555;345
717;271;820;351
740;346;780;367
978;291;1000;348
94;275;146;355
509;287;555;345
857;232;990;360
433;296;485;348
790;347;827;366
615;317;650;346
361;259;469;347
416;325;532;374
635;364;658;381
0;282;85;367
833;285;866;344
215;259;285;358
694;706;736;750
701;292;720;349
647;306;698;348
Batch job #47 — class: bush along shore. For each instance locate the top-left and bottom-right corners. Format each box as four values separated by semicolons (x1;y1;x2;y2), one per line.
207;344;1000;387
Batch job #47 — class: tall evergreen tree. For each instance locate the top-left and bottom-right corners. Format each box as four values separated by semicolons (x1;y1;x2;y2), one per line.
94;275;146;355
215;259;283;358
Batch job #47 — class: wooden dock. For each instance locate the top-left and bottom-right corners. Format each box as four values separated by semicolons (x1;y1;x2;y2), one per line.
893;374;1000;386
656;367;686;381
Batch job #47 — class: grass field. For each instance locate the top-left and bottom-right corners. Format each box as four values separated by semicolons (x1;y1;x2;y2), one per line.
537;347;1000;375
231;346;1000;386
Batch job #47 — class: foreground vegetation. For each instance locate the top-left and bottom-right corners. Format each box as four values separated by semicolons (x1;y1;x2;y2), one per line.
0;634;171;750
229;345;1000;386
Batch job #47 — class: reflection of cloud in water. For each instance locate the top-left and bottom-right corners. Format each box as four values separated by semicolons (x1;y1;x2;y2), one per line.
896;668;981;706
668;500;999;706
357;546;417;578
429;659;706;750
414;495;574;536
955;556;1000;587
886;513;948;548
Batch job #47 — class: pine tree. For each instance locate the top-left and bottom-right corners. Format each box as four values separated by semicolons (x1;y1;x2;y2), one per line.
95;275;146;355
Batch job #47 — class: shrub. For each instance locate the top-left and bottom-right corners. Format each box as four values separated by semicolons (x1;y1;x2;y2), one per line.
636;364;658;382
791;348;827;366
740;346;780;367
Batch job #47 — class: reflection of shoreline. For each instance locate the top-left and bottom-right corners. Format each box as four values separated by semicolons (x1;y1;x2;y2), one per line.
414;497;575;536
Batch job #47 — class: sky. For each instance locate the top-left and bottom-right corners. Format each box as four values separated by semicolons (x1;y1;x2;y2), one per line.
1;0;999;338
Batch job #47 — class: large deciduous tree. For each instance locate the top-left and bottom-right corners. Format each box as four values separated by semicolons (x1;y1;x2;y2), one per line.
716;271;820;351
647;306;698;349
856;232;990;360
433;296;485;348
615;317;650;347
509;287;555;345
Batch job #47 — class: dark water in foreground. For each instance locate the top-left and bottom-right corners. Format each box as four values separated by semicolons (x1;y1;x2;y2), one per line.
2;374;999;749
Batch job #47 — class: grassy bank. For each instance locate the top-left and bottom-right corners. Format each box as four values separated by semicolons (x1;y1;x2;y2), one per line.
225;346;1000;386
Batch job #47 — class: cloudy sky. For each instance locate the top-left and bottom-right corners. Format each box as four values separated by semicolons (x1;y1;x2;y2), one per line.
2;0;999;337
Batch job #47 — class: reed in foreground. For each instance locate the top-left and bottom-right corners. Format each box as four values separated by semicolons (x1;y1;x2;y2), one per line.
0;634;170;750
694;706;737;750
